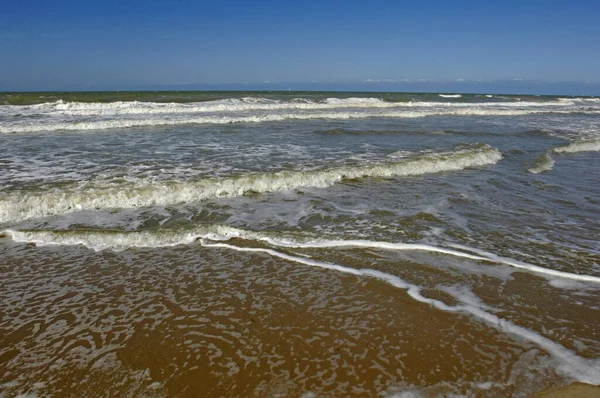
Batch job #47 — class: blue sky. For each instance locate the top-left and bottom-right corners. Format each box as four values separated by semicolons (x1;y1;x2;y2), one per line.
1;0;599;93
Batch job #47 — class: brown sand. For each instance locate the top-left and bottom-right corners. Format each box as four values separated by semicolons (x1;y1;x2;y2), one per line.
0;240;597;397
533;382;600;398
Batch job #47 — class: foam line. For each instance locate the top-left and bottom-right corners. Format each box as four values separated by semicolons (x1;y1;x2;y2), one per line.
4;226;598;284
447;243;600;283
200;239;600;385
1;225;248;251
0;97;583;116
199;239;364;276
248;237;600;283
2;109;597;134
260;238;492;261
258;238;600;284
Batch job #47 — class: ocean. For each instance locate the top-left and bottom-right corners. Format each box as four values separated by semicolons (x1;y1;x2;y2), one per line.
0;91;599;397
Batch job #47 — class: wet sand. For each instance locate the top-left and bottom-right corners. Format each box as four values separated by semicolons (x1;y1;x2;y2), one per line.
533;382;600;397
2;238;593;397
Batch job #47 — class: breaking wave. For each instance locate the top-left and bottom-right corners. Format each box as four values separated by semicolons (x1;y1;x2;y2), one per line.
552;139;600;154
2;110;588;134
1;96;598;133
528;139;600;173
0;144;502;223
1;225;245;251
2;96;581;115
528;153;555;174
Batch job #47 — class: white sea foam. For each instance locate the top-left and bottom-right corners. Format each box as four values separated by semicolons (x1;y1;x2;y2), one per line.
21;97;397;116
261;238;600;284
446;243;600;284
438;94;462;98
0;144;502;222
4;224;599;285
527;140;600;173
559;97;600;103
528;153;555;174
2;225;247;251
0;109;577;134
552;139;600;154
1;97;598;133
198;240;600;385
1;97;579;116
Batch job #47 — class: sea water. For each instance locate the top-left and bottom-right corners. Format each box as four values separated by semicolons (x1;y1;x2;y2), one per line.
0;92;599;397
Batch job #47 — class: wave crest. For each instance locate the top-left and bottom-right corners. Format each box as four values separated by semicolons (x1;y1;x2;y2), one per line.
2;96;599;133
528;153;555;174
0;144;502;223
552;139;600;154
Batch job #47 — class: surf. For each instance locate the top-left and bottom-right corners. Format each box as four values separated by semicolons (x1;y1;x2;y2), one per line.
4;225;600;284
0;144;502;223
2;96;599;133
552;139;600;154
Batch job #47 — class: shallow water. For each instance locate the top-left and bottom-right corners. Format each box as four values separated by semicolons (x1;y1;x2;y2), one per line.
1;92;599;397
